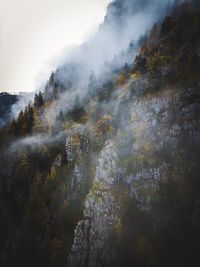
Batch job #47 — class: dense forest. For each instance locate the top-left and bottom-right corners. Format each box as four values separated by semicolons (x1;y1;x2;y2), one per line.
0;0;200;267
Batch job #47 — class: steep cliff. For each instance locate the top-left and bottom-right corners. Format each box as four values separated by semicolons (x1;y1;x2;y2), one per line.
0;1;200;267
68;68;200;266
67;4;200;266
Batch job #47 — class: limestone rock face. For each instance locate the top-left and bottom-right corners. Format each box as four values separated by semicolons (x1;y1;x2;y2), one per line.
1;2;200;267
66;11;200;264
68;162;89;201
68;141;122;267
68;79;200;266
51;154;62;172
65;126;90;162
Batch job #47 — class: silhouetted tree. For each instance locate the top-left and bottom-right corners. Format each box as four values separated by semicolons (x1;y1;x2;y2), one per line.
160;16;175;37
34;91;44;108
150;23;159;47
140;38;149;56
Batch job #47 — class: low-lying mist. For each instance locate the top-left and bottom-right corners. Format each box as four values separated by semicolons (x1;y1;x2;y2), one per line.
10;0;183;148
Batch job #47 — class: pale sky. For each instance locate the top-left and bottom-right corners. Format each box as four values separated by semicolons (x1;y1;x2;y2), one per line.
0;0;110;93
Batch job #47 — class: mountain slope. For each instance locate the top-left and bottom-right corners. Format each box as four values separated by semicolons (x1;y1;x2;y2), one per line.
68;5;200;266
0;1;200;267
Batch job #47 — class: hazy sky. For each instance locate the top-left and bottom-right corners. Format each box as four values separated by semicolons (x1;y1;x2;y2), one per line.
0;0;110;93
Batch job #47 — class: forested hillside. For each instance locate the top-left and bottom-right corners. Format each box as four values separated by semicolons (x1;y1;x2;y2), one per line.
0;1;200;267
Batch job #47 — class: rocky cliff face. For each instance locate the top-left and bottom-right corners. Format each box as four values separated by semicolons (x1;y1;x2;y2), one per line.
67;72;200;266
68;140;123;267
1;1;200;267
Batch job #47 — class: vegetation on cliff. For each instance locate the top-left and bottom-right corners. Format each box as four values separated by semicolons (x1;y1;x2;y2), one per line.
0;1;200;267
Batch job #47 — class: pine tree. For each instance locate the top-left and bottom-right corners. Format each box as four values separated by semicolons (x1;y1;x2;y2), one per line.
160;16;175;37
150;23;159;48
27;104;34;134
34;91;44;108
140;38;149;56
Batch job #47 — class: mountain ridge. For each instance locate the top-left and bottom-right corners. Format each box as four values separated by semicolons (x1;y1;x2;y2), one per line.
0;1;200;267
